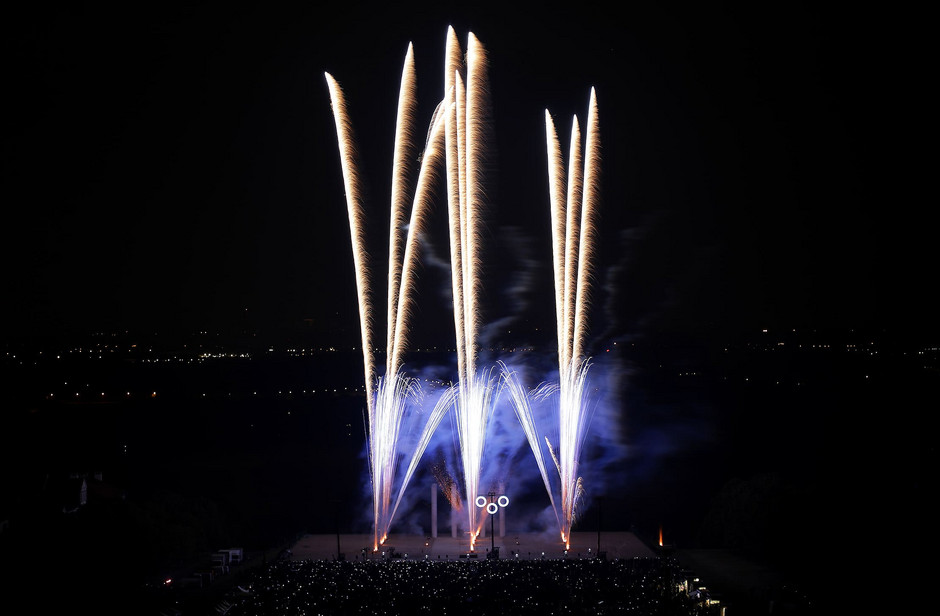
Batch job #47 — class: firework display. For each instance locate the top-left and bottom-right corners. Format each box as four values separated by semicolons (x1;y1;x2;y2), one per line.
326;27;601;551
326;43;458;551
544;90;602;548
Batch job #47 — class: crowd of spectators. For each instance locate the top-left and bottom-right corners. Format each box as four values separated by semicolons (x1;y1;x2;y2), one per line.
224;556;712;615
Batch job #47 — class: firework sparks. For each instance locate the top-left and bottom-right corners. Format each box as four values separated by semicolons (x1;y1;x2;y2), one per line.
368;373;418;544
388;384;456;531
390;99;450;374
440;29;502;550
386;44;418;377
326;42;455;550
432;462;463;511
558;358;593;546
327;26;603;551
453;368;499;550
324;73;377;409
501;363;560;531
545;88;602;547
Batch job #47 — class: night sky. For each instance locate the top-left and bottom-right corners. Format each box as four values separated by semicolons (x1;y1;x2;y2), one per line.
4;2;930;345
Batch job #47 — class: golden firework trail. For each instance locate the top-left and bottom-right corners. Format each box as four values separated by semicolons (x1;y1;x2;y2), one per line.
562;116;583;375
573;88;601;364
463;32;488;378
389;101;450;374
324;73;377;408
326;43;455;551
545;87;601;547
444;26;466;385
441;28;500;550
386;44;418;377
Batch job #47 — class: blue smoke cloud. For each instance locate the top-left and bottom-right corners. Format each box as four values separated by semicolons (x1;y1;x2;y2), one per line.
352;347;632;538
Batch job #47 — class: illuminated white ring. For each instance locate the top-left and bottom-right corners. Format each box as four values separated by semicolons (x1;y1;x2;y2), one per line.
497;495;509;508
475;496;487;508
486;503;498;515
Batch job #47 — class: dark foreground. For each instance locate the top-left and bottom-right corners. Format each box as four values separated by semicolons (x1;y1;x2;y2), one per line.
142;533;816;616
225;557;712;616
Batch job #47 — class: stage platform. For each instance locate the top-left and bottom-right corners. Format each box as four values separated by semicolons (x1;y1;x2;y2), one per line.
289;531;657;562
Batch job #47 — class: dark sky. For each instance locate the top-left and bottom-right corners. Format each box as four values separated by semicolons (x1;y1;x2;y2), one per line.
3;2;930;345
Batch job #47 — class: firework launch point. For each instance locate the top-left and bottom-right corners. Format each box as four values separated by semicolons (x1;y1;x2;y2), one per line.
289;531;655;562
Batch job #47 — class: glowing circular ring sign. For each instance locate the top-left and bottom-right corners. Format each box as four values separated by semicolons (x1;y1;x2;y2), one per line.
476;493;510;515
